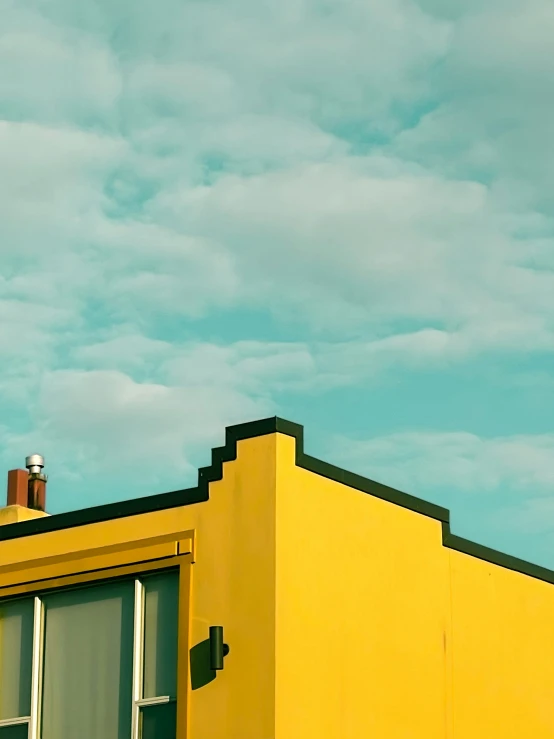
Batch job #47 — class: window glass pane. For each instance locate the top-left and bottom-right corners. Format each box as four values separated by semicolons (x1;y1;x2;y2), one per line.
143;571;179;699
0;598;33;720
0;723;28;739
41;580;134;739
140;702;176;739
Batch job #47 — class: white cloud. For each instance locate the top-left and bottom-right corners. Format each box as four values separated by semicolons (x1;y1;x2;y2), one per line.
3;365;274;496
0;6;121;127
150;156;554;348
91;0;448;132
496;498;554;536
90;219;240;320
71;332;172;374
70;332;318;393
0;337;314;496
332;430;554;496
2;0;552;367
160;341;315;392
1;0;554;524
0;120;124;256
394;0;554;209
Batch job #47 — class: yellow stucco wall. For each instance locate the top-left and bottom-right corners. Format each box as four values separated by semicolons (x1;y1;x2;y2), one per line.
274;431;554;739
449;550;554;738
275;433;449;739
0;505;49;525
0;433;278;739
2;425;554;738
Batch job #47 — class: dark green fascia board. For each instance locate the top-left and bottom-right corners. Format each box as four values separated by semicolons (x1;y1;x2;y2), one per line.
0;416;553;587
440;523;554;586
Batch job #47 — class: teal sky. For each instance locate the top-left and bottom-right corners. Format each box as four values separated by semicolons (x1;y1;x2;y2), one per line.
2;0;554;568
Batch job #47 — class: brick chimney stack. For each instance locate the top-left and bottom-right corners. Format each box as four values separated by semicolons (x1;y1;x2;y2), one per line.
6;455;47;511
7;468;29;506
25;454;47;512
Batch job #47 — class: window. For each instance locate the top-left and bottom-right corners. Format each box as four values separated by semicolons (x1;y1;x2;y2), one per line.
0;570;179;739
136;573;179;739
0;598;34;738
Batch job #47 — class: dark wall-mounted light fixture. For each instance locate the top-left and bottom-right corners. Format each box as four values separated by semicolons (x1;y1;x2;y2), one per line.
209;626;230;670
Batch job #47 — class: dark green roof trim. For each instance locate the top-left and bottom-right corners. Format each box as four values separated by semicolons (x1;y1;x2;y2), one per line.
441;523;554;586
270;417;450;523
0;416;552;586
0;487;207;542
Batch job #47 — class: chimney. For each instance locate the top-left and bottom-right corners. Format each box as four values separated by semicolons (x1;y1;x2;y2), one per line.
7;468;29;507
6;455;47;511
26;454;47;512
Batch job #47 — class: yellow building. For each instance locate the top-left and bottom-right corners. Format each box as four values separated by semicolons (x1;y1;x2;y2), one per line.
1;416;553;739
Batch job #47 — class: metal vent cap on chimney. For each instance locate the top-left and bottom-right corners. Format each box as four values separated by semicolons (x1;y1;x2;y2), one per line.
26;454;46;479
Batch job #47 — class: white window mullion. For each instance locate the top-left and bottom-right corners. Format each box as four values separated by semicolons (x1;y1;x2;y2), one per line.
0;717;30;727
135;696;172;707
29;596;44;739
131;579;145;739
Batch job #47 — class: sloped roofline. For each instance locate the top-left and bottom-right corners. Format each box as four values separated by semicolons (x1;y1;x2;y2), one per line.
0;416;551;585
